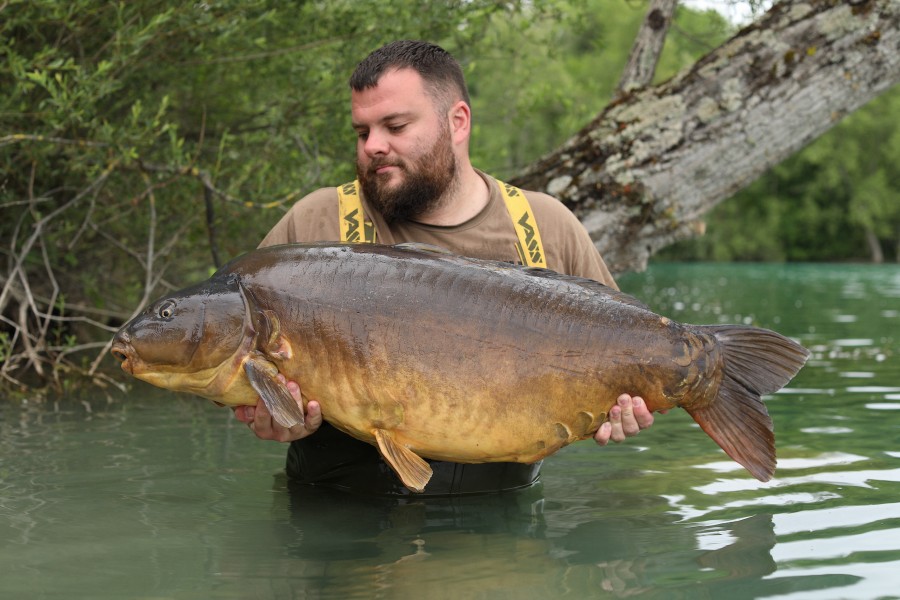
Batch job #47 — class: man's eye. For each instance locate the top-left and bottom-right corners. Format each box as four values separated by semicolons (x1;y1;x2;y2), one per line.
388;124;406;133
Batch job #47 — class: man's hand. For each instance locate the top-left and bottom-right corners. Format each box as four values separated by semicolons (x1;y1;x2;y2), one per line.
233;374;322;442
594;394;655;446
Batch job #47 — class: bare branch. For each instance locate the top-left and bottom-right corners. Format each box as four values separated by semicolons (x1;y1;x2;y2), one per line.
616;0;679;95
136;159;304;210
0;160;118;312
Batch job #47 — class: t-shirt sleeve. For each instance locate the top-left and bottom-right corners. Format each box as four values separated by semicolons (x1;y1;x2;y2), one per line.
258;187;342;248
525;191;619;290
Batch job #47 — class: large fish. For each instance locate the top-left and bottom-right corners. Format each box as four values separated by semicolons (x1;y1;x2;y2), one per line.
110;243;809;492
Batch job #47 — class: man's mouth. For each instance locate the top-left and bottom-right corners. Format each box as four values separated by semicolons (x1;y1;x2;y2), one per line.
370;161;403;177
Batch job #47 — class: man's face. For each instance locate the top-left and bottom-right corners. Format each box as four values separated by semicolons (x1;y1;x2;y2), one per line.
351;68;458;223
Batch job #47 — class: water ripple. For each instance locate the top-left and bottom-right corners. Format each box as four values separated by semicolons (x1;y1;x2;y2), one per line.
772;502;900;536
762;560;900;600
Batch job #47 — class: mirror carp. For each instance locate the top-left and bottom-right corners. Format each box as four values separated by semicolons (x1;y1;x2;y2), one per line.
111;242;810;492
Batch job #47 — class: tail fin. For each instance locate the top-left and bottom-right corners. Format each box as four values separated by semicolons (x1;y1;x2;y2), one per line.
684;325;810;481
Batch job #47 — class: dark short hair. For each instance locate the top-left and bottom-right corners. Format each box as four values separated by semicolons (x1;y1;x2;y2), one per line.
350;40;470;110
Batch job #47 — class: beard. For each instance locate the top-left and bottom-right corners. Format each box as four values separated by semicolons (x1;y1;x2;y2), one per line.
357;126;458;225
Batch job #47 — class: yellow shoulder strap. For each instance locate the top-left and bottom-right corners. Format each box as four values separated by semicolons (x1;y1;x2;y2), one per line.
337;180;377;243
498;180;546;268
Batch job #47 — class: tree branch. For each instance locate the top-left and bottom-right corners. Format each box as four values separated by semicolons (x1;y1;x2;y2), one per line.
616;0;679;95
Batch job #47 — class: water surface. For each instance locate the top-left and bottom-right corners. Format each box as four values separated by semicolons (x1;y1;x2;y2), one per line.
2;263;898;598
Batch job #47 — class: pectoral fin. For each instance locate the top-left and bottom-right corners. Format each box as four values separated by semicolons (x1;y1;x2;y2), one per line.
373;429;432;493
244;357;305;428
252;309;293;361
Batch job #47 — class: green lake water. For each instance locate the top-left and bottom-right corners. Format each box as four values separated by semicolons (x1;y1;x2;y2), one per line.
2;262;899;599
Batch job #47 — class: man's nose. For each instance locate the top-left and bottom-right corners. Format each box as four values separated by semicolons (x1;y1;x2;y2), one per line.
363;129;389;157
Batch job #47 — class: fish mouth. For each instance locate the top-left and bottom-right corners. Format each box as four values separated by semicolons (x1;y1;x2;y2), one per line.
110;340;134;374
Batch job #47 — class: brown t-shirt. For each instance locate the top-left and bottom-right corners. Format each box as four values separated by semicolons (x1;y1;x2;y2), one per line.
260;171;617;289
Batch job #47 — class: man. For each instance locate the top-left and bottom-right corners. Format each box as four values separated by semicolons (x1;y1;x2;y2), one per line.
235;40;655;495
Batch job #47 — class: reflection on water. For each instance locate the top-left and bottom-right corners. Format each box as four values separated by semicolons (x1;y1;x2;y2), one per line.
1;263;899;599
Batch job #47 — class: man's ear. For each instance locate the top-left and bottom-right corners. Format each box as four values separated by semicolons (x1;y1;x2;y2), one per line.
447;100;471;145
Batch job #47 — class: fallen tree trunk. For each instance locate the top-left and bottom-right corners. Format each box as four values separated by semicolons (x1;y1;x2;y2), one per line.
512;0;900;273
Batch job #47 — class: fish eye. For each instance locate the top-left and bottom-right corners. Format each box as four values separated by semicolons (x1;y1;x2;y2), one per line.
157;300;175;319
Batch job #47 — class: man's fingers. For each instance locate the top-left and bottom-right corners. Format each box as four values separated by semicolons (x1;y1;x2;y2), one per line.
305;400;322;429
607;404;626;442
241;381;322;443
595;394;657;446
267;401;321;442
631;396;655;428
594;421;612;446
232;405;254;423
616;394;640;437
250;397;276;438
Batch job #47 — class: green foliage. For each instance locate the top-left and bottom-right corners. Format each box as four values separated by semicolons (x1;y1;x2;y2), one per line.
660;86;900;263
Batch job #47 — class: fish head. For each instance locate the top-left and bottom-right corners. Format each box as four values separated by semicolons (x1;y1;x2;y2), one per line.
110;274;252;400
